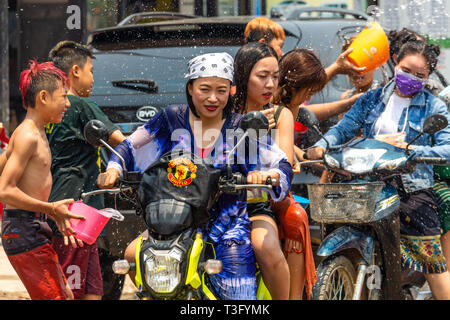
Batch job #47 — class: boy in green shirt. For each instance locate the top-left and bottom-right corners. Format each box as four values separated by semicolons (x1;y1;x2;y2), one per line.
46;41;125;300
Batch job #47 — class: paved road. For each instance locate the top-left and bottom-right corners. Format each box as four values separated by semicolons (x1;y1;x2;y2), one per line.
0;223;431;300
0;223;137;300
0;240;30;300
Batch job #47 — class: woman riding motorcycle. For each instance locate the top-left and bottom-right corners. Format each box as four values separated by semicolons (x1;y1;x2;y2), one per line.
306;40;450;300
97;52;293;299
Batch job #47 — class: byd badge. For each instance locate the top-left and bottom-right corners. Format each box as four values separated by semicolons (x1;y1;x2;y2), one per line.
136;106;158;122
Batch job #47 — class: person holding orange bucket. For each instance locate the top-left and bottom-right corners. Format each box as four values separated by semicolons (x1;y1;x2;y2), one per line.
346;21;390;74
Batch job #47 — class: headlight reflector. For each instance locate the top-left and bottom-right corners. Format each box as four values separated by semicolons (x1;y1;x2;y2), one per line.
143;247;183;293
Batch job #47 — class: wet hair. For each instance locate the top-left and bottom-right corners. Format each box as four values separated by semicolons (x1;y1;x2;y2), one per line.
396;40;440;74
387;28;424;59
244;17;286;42
48;40;95;74
19;59;69;109
272;49;327;106
245;27;276;45
185;79;233;119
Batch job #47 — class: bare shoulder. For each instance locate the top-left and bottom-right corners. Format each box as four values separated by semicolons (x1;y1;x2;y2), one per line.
277;107;294;127
8;121;39;155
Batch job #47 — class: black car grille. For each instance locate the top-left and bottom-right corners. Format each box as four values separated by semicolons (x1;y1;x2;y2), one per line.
100;106;145;123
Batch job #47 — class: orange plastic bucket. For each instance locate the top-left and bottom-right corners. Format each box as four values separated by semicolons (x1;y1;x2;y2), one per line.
347;21;389;73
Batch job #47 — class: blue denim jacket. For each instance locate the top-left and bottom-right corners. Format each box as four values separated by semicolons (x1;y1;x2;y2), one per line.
314;80;450;193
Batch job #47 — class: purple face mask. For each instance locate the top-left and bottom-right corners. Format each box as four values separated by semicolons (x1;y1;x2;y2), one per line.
394;68;427;96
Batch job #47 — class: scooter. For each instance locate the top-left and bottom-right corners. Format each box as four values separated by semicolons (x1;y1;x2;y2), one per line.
297;107;449;300
81;111;274;300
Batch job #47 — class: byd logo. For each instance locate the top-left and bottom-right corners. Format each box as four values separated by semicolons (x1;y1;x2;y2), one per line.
136;106;158;122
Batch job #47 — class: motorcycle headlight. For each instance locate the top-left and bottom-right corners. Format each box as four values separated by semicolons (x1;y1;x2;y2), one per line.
341;148;387;174
143;247;183;293
324;154;340;169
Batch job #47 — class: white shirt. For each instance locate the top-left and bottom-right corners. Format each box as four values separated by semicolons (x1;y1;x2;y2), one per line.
374;92;411;135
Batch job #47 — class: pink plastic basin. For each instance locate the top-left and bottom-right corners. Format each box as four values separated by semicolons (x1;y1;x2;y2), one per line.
68;201;117;245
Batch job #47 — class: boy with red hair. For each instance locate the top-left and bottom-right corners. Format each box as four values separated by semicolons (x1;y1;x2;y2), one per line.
0;60;85;300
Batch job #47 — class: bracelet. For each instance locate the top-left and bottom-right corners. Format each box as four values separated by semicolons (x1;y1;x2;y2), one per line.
51;202;56;216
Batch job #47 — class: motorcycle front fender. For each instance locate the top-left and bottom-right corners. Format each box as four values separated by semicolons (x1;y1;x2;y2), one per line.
317;226;374;265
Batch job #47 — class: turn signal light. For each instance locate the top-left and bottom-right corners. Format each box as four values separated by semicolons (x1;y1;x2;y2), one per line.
204;259;222;275
112;259;130;274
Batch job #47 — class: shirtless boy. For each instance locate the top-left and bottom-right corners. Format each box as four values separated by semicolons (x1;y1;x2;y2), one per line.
0;60;84;300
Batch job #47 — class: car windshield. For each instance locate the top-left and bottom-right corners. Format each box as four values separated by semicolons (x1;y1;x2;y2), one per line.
91;46;240;95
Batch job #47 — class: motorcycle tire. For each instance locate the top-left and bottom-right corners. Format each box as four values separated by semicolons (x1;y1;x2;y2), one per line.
99;249;125;300
312;255;356;300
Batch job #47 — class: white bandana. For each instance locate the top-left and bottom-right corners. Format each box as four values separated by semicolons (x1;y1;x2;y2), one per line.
185;52;234;82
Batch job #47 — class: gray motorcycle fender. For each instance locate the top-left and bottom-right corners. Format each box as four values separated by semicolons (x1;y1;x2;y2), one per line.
317;226;374;265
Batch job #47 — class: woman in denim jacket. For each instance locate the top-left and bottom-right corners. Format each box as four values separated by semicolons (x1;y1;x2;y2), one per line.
306;40;450;300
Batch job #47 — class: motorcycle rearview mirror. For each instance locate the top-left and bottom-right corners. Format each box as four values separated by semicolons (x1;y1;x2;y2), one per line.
226;112;269;173
83;120;128;175
406;114;448;151
423;114;448;134
84;119;109;147
239;111;269;134
297;107;319;128
297;107;330;150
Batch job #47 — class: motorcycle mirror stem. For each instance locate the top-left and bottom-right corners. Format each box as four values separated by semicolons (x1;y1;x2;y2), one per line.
84;120;128;177
98;138;129;178
226;131;249;178
405;114;448;153
296;107;330;151
225;111;270;178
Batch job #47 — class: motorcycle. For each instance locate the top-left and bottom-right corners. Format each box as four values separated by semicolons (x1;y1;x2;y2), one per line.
297;107;449;300
81;111;275;300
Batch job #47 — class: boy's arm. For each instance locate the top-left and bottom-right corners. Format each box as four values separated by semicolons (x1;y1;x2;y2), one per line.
0;131;84;236
107;129;126;148
0;152;7;175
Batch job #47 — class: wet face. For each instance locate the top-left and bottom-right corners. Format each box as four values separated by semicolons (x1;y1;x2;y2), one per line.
395;53;430;80
188;77;230;120
47;81;70;123
269;38;284;59
348;70;375;89
246;57;279;110
74;57;94;97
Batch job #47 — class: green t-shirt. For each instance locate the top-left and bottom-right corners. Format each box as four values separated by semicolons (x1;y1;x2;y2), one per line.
46;95;118;210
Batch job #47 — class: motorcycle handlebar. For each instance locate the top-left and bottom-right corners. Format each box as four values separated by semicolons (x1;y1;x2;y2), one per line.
234;184;273;190
81;187;133;200
414;157;449;165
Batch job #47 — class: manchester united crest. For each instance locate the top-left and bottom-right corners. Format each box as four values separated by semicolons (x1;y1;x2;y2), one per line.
167;158;197;187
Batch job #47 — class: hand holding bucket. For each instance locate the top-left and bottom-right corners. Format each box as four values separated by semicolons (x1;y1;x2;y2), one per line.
347;21;389;73
68;201;124;245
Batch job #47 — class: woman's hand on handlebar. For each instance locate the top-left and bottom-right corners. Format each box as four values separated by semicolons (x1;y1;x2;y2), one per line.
97;168;120;189
305;147;325;160
247;170;280;186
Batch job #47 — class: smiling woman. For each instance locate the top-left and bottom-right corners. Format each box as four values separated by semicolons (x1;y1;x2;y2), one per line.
98;51;293;300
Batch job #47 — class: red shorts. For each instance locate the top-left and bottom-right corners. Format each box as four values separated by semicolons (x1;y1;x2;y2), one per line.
6;243;70;300
52;237;104;299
